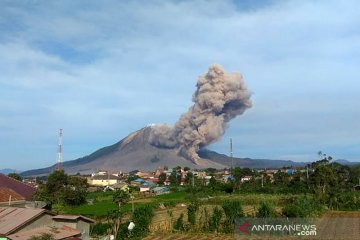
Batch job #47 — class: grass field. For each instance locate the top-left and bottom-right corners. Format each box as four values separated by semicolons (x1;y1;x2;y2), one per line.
64;191;292;218
145;211;360;240
65;191;188;218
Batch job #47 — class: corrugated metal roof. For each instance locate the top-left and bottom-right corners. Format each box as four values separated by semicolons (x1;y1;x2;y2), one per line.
0;174;36;201
52;215;95;223
0;188;25;202
0;207;47;235
7;225;80;240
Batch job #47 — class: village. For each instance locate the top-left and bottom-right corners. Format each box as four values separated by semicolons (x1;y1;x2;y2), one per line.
0;166;302;240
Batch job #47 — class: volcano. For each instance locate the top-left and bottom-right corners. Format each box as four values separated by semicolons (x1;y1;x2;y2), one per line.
21;126;304;176
22;127;226;176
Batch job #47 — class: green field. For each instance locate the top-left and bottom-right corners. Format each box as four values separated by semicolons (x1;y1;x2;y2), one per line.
63;191;291;218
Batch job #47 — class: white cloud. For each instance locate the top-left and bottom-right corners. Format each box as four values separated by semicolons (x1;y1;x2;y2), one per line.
0;0;359;169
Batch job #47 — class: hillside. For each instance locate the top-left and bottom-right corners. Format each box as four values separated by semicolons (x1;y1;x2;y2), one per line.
21;127;226;176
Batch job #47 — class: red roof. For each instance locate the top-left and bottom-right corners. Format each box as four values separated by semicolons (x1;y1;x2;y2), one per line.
0;174;36;201
0;187;25;202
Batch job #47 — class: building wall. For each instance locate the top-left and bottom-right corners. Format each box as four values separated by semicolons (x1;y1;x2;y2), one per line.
16;214;54;233
90;179;118;186
77;220;91;240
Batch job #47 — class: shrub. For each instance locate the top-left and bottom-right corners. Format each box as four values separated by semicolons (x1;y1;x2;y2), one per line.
174;213;186;232
282;195;325;217
256;201;277;218
337;192;360;211
90;223;111;236
131;204;154;238
222;200;244;233
187;200;200;225
209;206;222;232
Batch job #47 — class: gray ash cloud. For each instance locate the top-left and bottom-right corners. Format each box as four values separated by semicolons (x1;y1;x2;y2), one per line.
149;64;252;164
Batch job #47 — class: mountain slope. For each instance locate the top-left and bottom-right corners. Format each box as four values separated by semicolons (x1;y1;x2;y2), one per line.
22;127;306;176
22;127;227;176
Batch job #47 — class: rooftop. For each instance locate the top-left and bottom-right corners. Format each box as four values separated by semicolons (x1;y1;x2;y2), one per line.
52;215;95;223
0;174;36;201
7;225;80;240
0;207;50;235
0;188;25;203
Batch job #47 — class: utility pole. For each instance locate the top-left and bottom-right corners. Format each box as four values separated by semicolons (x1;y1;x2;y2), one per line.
56;129;63;171
131;195;135;214
306;165;309;180
192;172;194;188
230;138;233;176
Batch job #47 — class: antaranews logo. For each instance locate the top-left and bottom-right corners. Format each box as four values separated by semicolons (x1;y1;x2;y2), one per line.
236;218;317;238
238;222;249;235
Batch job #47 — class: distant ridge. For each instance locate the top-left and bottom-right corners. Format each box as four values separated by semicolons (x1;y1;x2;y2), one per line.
197;149;306;169
22;127;306;176
0;168;19;175
334;159;359;166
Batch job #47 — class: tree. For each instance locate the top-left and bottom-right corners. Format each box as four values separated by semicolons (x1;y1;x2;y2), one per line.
185;172;194;186
232;167;245;191
110;190;130;239
8;173;22;181
63;176;88;205
208;176;218;191
158;173;167;185
169;171;181;185
113;189;130;209
33;170;87;207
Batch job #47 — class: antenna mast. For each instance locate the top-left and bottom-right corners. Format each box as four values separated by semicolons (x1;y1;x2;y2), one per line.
56;129;63;171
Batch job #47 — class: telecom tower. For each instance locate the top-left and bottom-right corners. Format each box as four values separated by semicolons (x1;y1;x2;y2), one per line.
56;129;63;171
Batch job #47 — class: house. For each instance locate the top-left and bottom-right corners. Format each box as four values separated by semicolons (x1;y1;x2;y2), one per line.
154;168;165;177
222;175;234;182
354;185;360;191
0;174;36;201
87;174;120;187
241;176;253;182
130;178;145;187
139;181;156;193
112;182;129;192
0;207;56;237
0;207;94;240
152;187;169;196
52;215;95;239
0;188;26;207
103;182;129;192
7;226;81;240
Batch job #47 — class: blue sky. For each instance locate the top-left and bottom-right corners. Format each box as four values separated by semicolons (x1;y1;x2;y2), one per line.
0;0;359;170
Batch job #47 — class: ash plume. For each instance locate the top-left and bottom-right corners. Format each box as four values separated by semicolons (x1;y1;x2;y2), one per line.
149;64;252;164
